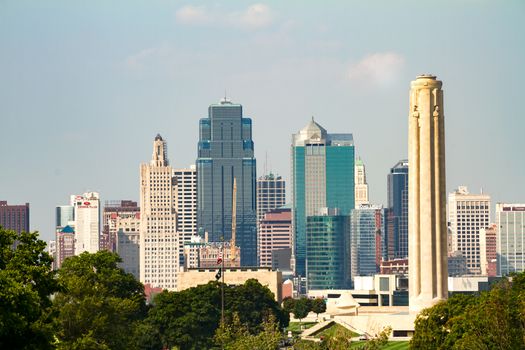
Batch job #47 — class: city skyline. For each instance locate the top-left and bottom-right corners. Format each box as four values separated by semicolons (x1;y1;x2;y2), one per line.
1;1;524;242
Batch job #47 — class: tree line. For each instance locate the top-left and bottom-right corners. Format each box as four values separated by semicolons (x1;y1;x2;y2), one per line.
0;228;288;349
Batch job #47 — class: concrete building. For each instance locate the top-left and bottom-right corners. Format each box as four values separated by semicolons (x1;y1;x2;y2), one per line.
291;118;354;278
386;160;409;259
102;200;139;252
183;235;240;269
307;208;350;290
115;211;141;280
140;134;180;290
196;98;257;266
258;208;292;267
178;267;282;302
354;158;369;207
72;192;100;255
256;173;286;224
497;203;525;276
0;200;29;235
448;186;490;275
447;251;468;277
380;258;408;276
55;225;75;269
480;224;497;277
408;75;448;313
174;166;197;239
350;204;385;282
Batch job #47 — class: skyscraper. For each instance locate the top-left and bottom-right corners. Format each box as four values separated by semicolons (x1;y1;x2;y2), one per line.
448;186;490;275
480;224;497;277
140;134;180;290
56;205;74;228
0;201;29;234
307;208;350;290
55;225;75;269
387;160;409;259
291;118;355;277
496;203;525;276
408;74;448;313
259;207;292;268
72;192;100;255
196;98;257;266
174;166;197;238
256;173;286;224
354;158;369;207
350;204;385;281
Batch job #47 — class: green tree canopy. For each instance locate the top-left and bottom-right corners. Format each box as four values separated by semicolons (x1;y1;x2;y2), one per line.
0;228;59;349
311;298;327;318
292;297;312;323
53;251;146;350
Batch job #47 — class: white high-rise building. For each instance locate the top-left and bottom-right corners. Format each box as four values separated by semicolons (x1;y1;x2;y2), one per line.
174;166;197;239
355;158;369;207
448;186;490;275
140;134;180;290
72;192;100;255
496;203;525;276
256;173;286;224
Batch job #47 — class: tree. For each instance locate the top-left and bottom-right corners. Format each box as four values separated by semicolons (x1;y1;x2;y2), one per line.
282;296;295;314
145;282;221;350
0;228;59;349
292;297;311;326
311;298;327;320
53;251;146;350
215;313;282;350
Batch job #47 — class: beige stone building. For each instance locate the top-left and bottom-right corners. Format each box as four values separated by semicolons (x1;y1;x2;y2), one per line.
178;267;283;302
140;134;180;290
354;158;369;207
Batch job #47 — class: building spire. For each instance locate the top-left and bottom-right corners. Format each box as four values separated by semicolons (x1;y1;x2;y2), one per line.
151;134;169;166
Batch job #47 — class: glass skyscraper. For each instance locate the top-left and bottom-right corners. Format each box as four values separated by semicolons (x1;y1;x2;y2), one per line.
306;209;350;290
291;118;354;278
387;160;409;259
197;99;257;266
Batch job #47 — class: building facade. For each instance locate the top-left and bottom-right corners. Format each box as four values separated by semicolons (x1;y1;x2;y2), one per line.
479;224;497;277
0;200;29;234
140;134;180;290
350;204;385;281
386;160;409;259
56;205;74;228
256;173;286;223
306;208;350;290
55;225;75;269
354;158;369;207
448;186;490;275
258;208;292;267
102;200;139;252
291;118;354;278
174;166;197;239
497;203;525;276
116;212;141;280
196;99;257;266
72;192;100;255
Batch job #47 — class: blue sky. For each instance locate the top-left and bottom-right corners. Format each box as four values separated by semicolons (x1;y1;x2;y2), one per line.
1;1;524;242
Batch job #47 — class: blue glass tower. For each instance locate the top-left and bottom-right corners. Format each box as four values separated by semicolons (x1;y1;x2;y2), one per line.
291;118;354;278
196;99;257;266
387;160;409;259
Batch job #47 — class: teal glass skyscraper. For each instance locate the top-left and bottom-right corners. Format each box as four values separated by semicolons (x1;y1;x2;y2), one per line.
197;98;257;266
291;118;355;278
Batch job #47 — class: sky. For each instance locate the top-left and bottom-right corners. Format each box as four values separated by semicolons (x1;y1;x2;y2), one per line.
1;1;524;243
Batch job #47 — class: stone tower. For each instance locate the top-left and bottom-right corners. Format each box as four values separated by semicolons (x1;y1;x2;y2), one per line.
408;75;448;313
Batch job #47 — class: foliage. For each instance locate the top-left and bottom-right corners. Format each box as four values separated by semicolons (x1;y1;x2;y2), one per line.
355;326;392;350
311;298;327;318
411;273;525;349
292;297;312;323
215;313;282;350
0;228;59;350
146;279;288;350
53;251;146;350
282;296;295;314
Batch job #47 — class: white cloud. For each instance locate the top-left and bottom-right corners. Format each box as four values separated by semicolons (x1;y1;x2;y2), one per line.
174;4;275;29
231;4;274;29
175;5;210;25
348;52;405;86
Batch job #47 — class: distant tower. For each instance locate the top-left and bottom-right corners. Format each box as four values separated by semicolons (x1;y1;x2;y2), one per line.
72;192;100;255
387;160;409;259
408;75;448;313
140;134;180;290
354;158;369;207
196;99;257;266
